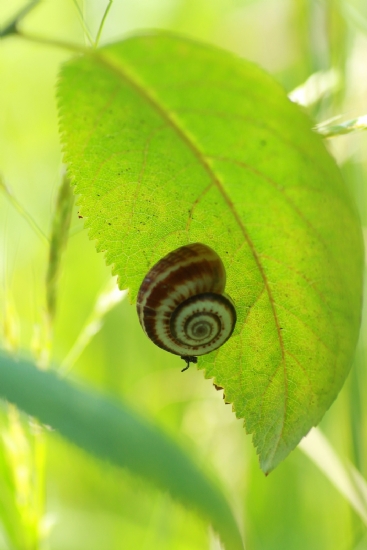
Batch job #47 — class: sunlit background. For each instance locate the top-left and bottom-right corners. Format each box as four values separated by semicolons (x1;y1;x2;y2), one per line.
1;0;367;548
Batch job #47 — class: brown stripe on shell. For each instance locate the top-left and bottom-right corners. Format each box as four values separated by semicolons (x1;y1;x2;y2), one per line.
137;243;224;347
136;243;236;358
137;243;226;314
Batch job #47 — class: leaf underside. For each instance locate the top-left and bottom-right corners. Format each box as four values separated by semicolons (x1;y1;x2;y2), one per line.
58;33;363;473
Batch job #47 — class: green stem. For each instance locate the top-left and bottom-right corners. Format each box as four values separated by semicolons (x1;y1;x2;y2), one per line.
60;280;127;375
95;0;114;47
0;178;48;244
0;0;43;38
1;0;113;54
16;28;89;54
1;0;88;55
46;175;74;321
71;0;95;47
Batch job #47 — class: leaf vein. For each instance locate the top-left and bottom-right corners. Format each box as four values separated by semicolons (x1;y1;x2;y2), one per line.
97;52;289;460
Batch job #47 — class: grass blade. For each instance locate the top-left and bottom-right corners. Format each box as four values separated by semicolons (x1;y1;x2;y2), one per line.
299;427;367;524
0;353;244;550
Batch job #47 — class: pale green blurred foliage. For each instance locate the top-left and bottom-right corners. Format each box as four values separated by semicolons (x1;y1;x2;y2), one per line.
0;0;367;549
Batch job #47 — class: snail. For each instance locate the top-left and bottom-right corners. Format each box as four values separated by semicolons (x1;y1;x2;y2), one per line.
136;243;236;371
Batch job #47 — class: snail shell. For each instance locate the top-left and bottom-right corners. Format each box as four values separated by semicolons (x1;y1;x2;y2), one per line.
136;243;236;362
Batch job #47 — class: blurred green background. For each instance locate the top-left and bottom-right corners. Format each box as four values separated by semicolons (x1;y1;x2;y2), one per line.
1;0;367;548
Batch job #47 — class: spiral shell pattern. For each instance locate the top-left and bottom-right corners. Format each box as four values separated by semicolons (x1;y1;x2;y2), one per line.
137;243;236;358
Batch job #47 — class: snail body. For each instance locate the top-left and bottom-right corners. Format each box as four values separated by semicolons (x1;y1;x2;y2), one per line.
137;243;236;367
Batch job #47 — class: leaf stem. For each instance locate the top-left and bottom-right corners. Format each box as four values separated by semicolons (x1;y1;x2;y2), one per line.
0;0;43;38
0;0;113;55
1;0;113;53
0;0;90;55
16;28;89;55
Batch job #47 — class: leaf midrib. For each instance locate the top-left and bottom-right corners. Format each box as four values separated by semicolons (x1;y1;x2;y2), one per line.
93;48;288;462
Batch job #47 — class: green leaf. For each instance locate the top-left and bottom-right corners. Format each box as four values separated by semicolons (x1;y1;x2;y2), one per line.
0;353;244;550
57;33;364;473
